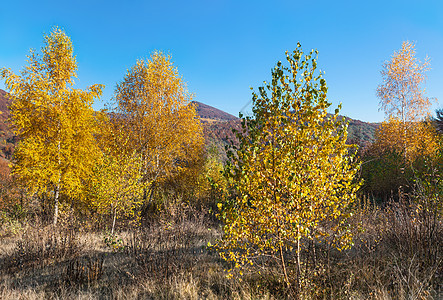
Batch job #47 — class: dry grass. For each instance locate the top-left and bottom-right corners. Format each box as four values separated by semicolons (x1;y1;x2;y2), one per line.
319;195;443;299
0;204;272;299
0;198;441;299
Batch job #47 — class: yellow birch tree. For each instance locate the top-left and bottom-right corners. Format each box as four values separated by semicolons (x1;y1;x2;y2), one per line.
113;52;204;204
376;41;438;162
216;44;361;291
0;28;103;225
87;113;145;233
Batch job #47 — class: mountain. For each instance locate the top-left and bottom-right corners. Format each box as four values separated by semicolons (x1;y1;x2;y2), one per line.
0;89;10;119
0;89;379;161
341;115;379;148
198;102;380;160
191;101;238;122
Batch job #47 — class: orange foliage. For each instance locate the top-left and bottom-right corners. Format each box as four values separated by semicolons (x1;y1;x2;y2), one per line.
377;41;435;123
374;118;438;163
375;41;438;163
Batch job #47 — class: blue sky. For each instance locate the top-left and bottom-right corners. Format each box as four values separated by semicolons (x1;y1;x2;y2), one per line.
1;0;442;122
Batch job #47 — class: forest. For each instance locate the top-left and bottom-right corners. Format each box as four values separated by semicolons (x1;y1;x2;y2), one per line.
0;28;441;299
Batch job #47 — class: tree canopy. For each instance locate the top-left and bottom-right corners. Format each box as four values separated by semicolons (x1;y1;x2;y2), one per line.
113;52;204;202
377;41;434;122
0;28;103;224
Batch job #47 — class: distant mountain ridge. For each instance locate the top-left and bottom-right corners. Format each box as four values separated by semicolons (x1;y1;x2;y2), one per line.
338;115;379;147
196;100;379;146
196;101;380;161
0;89;379;161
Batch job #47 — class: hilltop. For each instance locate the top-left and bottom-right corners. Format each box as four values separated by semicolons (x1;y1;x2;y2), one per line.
338;115;379;147
191;101;238;123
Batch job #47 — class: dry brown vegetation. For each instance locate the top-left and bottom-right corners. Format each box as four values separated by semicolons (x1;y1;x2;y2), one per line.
0;204;267;299
0;192;441;300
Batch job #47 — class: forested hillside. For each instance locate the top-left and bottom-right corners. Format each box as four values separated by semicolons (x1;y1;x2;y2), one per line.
192;101;238;122
0;89;379;162
200;106;380;161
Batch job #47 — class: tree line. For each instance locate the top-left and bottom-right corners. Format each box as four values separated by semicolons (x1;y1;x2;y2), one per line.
1;28;204;229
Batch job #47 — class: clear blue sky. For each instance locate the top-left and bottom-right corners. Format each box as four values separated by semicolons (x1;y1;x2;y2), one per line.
1;0;442;122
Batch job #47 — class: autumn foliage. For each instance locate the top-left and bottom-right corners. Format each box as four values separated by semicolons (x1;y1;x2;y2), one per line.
377;41;434;123
375;41;438;163
374;117;438;163
112;52;204;204
216;44;361;292
1;28;103;224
